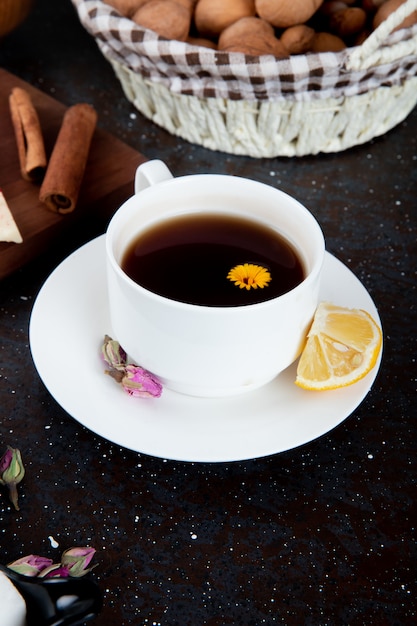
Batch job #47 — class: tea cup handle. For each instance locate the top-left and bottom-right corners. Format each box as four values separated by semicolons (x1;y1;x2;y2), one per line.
134;160;174;194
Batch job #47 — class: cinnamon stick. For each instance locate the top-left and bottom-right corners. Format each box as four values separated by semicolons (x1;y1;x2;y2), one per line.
39;103;97;214
9;87;47;182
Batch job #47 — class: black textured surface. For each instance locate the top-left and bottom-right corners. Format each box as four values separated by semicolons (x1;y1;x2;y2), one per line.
1;1;416;624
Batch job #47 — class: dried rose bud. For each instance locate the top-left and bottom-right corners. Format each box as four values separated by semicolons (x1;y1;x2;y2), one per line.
101;334;127;371
101;334;163;398
60;547;97;577
0;446;25;510
7;554;53;577
39;563;71;578
121;365;163;398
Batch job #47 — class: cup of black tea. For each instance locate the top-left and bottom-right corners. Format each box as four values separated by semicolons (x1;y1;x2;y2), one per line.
105;160;325;397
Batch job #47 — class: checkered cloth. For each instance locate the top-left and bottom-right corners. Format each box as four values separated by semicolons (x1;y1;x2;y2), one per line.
72;0;417;103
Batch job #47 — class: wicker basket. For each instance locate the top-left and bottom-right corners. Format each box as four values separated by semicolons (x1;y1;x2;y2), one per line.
72;0;417;158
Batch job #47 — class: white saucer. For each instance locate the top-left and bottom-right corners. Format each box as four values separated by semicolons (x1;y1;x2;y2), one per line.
29;236;382;463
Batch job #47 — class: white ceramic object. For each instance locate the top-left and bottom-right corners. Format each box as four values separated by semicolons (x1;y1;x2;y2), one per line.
29;237;382;463
106;160;325;398
0;571;26;626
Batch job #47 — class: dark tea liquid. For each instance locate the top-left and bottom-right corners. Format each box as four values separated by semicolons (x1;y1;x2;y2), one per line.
121;213;305;306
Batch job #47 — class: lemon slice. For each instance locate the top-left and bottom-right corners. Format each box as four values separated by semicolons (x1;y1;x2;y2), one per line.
295;302;382;391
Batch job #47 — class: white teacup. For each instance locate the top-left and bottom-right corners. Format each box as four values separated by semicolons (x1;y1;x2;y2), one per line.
105;160;325;398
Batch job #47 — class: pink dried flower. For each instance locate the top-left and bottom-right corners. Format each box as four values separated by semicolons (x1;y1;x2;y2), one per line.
60;547;97;577
121;365;163;398
7;554;53;577
102;335;163;398
7;547;97;579
101;334;127;370
0;446;25;510
39;564;71;578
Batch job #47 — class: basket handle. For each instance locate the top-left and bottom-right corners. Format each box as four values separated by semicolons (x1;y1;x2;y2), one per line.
346;0;417;70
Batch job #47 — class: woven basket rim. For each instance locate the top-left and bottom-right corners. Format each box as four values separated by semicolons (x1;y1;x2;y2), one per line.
72;0;417;103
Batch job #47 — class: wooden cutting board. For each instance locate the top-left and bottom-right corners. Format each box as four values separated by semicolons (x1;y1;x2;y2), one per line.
0;68;147;280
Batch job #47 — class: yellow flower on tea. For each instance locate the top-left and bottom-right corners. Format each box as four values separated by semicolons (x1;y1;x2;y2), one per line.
227;263;271;290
